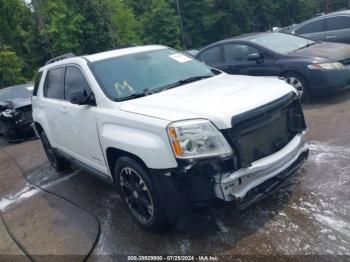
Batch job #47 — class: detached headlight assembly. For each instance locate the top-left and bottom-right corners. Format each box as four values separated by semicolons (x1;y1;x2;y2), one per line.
308;62;344;70
167;119;233;159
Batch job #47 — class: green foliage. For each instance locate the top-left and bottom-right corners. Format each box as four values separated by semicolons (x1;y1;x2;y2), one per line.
141;0;181;49
0;46;26;89
110;0;142;45
0;0;348;84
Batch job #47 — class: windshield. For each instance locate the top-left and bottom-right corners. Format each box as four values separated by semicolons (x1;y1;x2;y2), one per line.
91;48;216;101
250;33;315;54
0;84;33;102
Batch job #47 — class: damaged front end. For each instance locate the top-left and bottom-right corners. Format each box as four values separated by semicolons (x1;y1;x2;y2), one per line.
0;100;35;140
152;92;308;222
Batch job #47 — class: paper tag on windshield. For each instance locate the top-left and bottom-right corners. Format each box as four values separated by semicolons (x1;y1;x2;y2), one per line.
169;53;192;63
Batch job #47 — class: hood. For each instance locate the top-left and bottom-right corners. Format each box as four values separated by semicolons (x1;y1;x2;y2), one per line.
293;42;350;62
119;73;295;129
9;97;32;109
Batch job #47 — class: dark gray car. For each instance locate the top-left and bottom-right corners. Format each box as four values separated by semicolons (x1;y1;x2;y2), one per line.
0;83;35;141
280;9;350;44
196;32;350;101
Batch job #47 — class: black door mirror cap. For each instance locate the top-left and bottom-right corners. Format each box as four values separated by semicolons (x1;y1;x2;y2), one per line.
69;90;96;106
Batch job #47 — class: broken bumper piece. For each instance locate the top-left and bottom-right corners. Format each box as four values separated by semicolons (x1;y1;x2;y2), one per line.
215;132;309;202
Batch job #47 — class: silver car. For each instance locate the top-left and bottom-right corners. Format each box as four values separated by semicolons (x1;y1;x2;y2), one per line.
280;9;350;44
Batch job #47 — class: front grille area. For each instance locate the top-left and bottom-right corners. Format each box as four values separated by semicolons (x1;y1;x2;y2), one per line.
222;92;306;169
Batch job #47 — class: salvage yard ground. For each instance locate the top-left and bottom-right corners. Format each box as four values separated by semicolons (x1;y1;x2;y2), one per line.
0;90;350;260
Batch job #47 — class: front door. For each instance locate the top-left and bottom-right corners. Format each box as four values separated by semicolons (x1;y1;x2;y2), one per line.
221;43;278;76
57;65;107;174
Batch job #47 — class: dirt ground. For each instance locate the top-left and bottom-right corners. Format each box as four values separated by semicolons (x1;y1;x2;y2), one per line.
0;90;349;261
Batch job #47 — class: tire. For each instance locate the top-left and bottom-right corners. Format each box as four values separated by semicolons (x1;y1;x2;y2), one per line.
115;156;169;231
283;72;310;102
40;131;69;171
1;122;13;141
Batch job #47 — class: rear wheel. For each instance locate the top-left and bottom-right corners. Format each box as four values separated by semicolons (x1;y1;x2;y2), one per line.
115;157;169;231
283;72;310;102
40;131;69;171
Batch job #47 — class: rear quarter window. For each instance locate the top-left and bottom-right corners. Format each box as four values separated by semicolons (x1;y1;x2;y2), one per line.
326;16;350;31
33;71;43;96
295;19;326;34
44;67;65;99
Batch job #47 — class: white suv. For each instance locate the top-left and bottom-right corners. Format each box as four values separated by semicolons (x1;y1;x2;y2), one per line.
32;45;309;231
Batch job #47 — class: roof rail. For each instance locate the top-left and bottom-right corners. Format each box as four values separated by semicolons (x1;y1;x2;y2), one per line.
45;53;76;65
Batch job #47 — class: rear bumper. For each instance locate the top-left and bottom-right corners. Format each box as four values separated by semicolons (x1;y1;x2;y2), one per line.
215;132;308;201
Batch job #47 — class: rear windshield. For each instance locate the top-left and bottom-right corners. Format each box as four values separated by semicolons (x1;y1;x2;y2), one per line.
0;84;33;102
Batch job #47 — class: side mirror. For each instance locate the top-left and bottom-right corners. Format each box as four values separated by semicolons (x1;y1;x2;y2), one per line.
69;90;95;106
247;52;263;62
247;53;264;63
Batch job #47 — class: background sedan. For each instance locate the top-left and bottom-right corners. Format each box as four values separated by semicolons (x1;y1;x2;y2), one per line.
280;9;350;44
196;32;350;101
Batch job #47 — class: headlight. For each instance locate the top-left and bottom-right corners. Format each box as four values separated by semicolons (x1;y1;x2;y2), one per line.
308;62;344;70
167;119;233;159
1;109;14;118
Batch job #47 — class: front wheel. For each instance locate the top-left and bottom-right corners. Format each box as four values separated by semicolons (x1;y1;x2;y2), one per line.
115;157;169;231
40;131;69;171
283;72;310;102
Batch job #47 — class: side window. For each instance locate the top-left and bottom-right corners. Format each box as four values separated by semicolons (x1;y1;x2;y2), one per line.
33;71;43;96
64;66;91;101
44;67;65;99
295;19;326;34
223;43;259;62
326;16;350;31
197;46;221;64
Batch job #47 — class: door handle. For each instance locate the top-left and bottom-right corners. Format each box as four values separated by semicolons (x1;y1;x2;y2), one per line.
326;35;337;39
60;107;68;113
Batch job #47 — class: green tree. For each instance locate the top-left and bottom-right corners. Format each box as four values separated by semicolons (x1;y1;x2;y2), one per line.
0;46;26;88
124;0;153;17
141;0;181;48
110;0;142;45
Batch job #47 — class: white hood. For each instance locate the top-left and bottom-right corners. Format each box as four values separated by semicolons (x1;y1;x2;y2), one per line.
120;73;296;129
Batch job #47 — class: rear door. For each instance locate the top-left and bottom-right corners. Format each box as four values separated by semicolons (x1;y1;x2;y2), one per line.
324;16;350;44
295;19;327;42
58;65;107;173
41;67;66;148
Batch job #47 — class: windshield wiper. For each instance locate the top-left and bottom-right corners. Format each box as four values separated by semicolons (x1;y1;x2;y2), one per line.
114;88;157;102
295;42;317;52
114;75;213;101
157;75;213;92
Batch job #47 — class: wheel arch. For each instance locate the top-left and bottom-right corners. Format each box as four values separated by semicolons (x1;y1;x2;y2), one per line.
106;147;150;184
33;121;44;134
280;70;308;84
